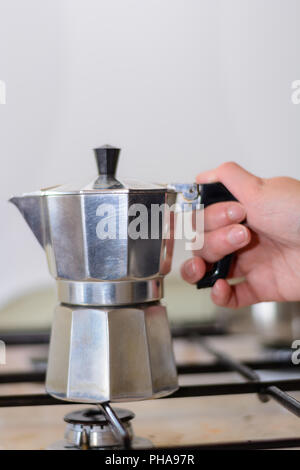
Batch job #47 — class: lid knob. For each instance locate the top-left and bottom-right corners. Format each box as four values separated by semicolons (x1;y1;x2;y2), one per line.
94;145;120;177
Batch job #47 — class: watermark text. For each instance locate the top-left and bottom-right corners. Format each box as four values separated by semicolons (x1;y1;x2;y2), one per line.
0;80;6;104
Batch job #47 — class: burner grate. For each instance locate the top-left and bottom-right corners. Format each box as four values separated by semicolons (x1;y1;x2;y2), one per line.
1;327;300;449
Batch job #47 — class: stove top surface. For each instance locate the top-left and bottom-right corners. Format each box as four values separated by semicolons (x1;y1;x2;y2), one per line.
0;330;300;450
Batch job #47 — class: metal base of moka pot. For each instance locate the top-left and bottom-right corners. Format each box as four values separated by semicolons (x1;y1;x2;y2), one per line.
46;279;178;403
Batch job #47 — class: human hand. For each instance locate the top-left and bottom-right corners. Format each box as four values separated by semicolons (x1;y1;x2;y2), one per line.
181;162;300;308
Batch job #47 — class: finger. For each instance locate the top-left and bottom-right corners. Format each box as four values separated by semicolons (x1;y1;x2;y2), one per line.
211;279;259;308
198;201;246;232
181;257;207;284
195;224;251;262
196;162;263;205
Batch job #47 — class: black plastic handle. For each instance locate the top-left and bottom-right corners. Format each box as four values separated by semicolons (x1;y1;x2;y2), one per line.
197;182;238;289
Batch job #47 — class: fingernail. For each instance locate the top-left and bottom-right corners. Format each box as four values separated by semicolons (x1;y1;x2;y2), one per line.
227;204;245;221
227;226;247;245
184;259;197;278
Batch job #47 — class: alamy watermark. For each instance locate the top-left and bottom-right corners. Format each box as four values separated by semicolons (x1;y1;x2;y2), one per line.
0;80;6;104
291;340;300;365
95;202;204;251
291;80;300;104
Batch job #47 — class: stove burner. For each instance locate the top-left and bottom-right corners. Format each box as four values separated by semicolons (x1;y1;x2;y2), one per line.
48;407;152;450
64;407;135;426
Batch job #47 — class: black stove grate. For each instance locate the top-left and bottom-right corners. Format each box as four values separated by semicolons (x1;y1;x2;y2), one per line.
1;326;300;450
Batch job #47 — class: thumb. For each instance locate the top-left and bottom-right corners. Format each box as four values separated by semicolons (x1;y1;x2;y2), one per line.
196;162;263;206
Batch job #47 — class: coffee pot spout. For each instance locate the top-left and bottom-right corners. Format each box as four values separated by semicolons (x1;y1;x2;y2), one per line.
9;194;44;248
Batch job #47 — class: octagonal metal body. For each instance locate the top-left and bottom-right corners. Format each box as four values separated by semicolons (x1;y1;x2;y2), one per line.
45;302;178;403
11;190;176;282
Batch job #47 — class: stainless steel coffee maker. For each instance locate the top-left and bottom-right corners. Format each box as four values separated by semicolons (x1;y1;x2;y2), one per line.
10;146;236;404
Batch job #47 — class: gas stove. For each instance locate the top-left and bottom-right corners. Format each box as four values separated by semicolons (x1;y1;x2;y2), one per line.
48;407;152;450
1;323;300;450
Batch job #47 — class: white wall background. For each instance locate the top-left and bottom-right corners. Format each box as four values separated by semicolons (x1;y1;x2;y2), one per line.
1;0;300;306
